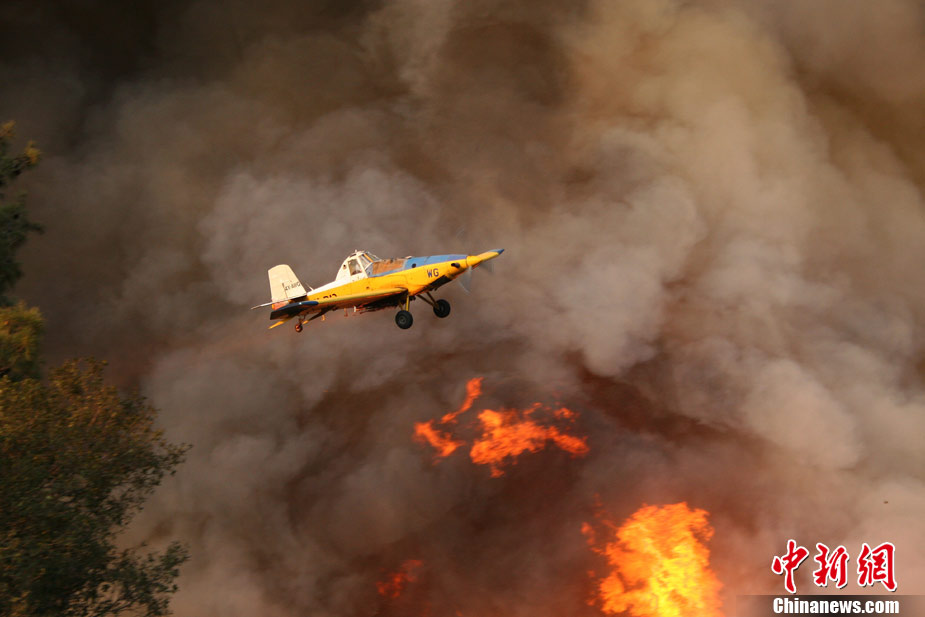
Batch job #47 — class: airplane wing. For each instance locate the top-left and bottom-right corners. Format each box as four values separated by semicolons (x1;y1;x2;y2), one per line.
312;287;407;310
268;287;407;328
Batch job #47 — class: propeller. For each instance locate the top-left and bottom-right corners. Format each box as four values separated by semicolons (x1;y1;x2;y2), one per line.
459;266;473;293
458;249;503;293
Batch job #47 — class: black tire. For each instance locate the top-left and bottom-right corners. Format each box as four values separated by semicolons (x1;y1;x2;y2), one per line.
395;310;413;329
433;299;451;318
295;322;303;333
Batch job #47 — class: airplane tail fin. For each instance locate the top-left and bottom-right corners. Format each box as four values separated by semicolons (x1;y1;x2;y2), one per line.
268;264;306;302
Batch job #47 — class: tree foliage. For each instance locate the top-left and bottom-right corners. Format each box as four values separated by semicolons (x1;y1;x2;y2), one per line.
0;361;189;617
0;123;189;616
0;303;43;382
0;122;42;305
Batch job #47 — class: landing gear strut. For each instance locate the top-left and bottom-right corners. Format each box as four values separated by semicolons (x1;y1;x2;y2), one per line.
420;292;451;319
395;294;414;330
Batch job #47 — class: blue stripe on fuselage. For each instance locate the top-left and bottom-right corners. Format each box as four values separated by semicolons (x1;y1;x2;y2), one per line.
402;254;466;269
368;254;467;277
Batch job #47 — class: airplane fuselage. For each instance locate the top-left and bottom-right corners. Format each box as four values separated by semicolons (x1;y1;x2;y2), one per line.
261;249;504;331
305;254;465;304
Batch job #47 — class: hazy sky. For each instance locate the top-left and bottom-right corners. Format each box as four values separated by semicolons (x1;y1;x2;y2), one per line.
3;1;925;614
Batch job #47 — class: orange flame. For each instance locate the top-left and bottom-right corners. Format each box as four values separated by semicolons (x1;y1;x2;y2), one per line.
414;378;588;476
377;559;423;599
585;503;723;617
470;407;589;477
413;378;483;458
413;421;464;458
442;377;483;424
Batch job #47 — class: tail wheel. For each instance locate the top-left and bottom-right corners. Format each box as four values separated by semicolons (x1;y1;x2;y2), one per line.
295;322;303;333
433;299;451;318
395;310;413;329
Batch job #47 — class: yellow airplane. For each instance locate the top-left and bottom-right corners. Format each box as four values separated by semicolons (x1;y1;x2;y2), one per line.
252;249;504;332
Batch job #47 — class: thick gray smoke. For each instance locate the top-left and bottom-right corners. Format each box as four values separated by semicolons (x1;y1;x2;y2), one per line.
4;0;925;614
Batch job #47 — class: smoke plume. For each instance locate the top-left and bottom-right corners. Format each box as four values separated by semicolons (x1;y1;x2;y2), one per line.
3;0;924;613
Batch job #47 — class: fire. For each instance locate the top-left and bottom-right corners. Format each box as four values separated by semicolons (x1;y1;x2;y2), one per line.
414;378;588;476
470;406;590;477
413;421;463;458
585;503;723;617
377;559;423;599
443;376;483;423
412;377;483;458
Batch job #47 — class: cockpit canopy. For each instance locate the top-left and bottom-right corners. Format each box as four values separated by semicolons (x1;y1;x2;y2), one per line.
336;251;381;281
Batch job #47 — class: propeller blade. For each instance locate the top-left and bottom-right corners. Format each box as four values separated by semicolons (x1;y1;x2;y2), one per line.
481;259;494;274
459;267;472;293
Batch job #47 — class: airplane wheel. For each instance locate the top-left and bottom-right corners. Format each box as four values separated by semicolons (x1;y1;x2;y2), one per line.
295;323;303;333
433;299;451;318
395;310;413;330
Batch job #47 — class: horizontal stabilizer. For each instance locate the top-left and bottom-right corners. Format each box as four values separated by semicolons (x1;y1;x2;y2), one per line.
270;299;320;320
268;316;294;329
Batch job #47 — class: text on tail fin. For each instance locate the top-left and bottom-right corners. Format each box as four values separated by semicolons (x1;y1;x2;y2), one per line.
268;264;306;302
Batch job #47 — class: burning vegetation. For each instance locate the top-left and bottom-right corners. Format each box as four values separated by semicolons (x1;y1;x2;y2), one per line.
404;379;725;616
414;377;589;476
9;0;924;614
584;502;723;617
377;559;424;599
